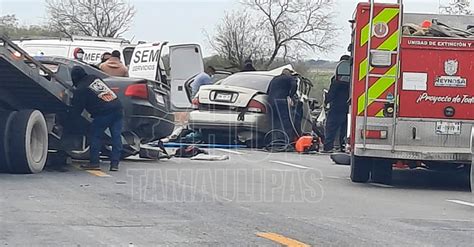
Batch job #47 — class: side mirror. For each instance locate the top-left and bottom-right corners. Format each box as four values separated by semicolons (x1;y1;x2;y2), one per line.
335;60;351;83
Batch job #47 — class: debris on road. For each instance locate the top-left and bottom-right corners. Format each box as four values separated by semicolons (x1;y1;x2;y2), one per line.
190;154;229;161
330;153;351;166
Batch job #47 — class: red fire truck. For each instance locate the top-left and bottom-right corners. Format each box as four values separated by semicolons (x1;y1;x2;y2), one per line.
338;0;474;185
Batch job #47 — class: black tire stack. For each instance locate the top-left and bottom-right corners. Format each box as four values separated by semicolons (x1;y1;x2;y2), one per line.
0;110;48;174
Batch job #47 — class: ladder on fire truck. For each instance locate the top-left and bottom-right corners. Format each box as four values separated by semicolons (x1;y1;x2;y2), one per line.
362;0;403;151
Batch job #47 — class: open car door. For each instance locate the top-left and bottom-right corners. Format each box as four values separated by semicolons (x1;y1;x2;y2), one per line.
169;44;204;111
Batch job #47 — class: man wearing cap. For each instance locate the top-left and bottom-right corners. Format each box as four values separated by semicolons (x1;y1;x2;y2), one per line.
70;66;123;171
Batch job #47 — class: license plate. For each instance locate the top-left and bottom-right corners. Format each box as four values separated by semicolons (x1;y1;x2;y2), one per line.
435;122;461;135
215;93;232;101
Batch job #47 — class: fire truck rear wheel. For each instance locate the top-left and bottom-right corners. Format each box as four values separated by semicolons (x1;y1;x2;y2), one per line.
8;110;48;174
371;160;393;185
351;156;372;183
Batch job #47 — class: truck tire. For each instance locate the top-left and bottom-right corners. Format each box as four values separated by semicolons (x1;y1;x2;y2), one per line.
0;111;16;172
471;163;474;193
371;160;393;185
351;155;372;183
8;110;48;174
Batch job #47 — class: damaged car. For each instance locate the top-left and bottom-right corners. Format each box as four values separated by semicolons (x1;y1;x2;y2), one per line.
189;67;314;147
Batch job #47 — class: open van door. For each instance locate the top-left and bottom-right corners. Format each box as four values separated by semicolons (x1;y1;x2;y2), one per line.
169;44;204;111
128;43;164;81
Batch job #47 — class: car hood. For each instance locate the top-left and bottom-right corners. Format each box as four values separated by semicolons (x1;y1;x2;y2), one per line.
198;85;262;107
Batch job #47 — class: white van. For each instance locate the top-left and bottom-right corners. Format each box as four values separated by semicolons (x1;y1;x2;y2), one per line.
16;36;205;111
15;36;135;65
129;42;204;110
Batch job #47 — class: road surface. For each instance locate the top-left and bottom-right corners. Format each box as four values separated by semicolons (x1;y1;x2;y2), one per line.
0;149;473;246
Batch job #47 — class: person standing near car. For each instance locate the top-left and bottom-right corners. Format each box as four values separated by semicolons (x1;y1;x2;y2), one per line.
322;55;351;153
73;48;85;62
267;68;298;142
100;50;129;77
191;66;216;98
70;66;123;171
241;59;256;72
100;52;112;65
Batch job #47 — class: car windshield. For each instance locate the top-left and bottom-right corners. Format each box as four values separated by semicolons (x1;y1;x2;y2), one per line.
219;73;273;93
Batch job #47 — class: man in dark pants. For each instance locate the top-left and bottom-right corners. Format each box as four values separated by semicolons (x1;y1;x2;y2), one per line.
322;75;350;153
71;66;123;171
267;69;298;142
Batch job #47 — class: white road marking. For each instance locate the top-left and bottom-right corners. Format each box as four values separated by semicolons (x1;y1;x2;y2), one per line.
447;200;474;207
325;176;346;180
370;183;394;188
216;149;245;155
270;160;310;169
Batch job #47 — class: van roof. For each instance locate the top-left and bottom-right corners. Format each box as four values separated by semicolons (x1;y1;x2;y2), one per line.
18;35;132;45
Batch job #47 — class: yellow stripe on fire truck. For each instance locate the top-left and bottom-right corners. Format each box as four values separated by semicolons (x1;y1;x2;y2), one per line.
357;7;400;115
360;8;400;47
359;30;400;81
357;65;397;115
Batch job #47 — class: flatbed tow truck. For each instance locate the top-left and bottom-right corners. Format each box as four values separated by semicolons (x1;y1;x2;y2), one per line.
0;34;148;173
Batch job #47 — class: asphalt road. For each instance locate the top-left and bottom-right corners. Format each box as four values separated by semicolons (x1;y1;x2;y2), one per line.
0;149;473;246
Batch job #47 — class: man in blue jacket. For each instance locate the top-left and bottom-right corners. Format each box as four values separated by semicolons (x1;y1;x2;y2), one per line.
70;66;123;171
322;55;351;153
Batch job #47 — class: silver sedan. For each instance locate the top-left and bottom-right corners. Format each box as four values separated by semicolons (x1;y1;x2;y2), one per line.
189;71;313;146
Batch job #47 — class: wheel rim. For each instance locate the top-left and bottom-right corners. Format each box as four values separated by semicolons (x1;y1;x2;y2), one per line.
30;121;46;163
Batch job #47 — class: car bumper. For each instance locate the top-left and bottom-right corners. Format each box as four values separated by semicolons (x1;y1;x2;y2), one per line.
124;99;175;143
189;110;271;139
354;144;471;163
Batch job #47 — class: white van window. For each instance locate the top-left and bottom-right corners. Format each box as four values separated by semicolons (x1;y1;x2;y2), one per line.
123;47;135;66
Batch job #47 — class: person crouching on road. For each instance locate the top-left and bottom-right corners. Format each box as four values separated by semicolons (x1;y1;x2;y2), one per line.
99;50;129;77
71;66;124;171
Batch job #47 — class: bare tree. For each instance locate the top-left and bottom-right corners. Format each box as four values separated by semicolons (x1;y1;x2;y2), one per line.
46;0;136;38
440;0;472;15
242;0;336;68
206;11;268;69
0;14;18;28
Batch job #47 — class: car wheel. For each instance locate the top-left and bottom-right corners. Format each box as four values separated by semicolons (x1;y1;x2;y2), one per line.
351;155;372;183
8;110;48;174
371;160;393;185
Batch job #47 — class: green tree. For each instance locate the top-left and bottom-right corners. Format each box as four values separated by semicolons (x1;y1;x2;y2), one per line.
0;14;61;39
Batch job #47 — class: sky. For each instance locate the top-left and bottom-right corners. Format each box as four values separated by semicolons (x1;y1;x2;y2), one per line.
1;0;472;61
